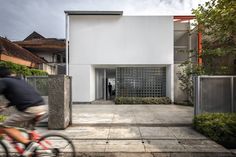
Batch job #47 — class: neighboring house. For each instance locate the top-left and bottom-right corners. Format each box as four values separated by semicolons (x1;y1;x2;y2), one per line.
14;31;66;74
65;11;199;103
0;36;46;68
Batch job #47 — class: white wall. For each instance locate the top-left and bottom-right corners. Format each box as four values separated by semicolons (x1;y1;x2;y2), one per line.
37;52;53;62
69;64;92;102
68;15;174;102
69;16;173;65
166;64;174;102
90;66;95;101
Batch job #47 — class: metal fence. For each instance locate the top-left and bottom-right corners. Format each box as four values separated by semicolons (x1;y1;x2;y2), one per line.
194;76;236;115
25;76;49;96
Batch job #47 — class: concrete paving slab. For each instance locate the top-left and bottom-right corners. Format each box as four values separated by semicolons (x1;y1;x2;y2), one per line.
143;140;186;152
73;113;114;124
134;116;164;124
169;127;207;139
112;114;136;123
140;127;175;139
105;140;145;152
57;127;110;139
108;127;141;139
72;140;107;152
179;139;230;153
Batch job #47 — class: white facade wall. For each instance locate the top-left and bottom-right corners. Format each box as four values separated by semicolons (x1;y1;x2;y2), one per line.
68;15;174;102
166;64;174;101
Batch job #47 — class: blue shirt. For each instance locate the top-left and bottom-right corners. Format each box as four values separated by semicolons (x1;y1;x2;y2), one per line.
0;77;44;111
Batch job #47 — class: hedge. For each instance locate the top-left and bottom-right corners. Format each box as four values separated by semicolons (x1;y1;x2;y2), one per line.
0;61;47;76
115;97;172;104
193;113;236;149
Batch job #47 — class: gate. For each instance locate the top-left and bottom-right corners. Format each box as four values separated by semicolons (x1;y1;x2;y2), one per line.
194;76;236;115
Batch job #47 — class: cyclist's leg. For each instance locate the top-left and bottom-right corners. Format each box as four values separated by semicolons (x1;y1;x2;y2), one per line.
2;105;47;144
2;127;30;144
2;113;34;144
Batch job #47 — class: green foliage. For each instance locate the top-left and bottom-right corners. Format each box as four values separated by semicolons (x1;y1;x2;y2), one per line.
193;113;236;148
192;0;236;74
115;97;172;104
178;0;236;102
0;61;47;76
0;115;6;122
177;59;205;104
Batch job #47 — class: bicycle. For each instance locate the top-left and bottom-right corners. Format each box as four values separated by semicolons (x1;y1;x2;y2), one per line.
0;109;76;157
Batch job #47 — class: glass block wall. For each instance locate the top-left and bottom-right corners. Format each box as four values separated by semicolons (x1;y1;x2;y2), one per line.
116;67;166;97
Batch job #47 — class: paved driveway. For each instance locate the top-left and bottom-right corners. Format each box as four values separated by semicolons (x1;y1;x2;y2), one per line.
72;104;193;125
35;104;235;156
59;104;232;156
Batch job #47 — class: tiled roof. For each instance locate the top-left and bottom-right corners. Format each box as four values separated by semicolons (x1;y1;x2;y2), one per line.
14;38;65;54
24;31;45;41
0;37;46;64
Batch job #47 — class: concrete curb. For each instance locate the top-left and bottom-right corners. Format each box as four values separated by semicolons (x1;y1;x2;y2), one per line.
75;152;236;157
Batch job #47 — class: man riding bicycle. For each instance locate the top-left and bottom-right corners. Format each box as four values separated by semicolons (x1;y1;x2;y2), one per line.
0;66;48;156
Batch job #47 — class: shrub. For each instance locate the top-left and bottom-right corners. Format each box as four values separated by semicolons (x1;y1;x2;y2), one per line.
115;97;172;104
193;113;236;149
0;61;47;76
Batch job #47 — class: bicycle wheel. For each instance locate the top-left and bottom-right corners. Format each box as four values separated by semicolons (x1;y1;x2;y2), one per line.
34;133;76;157
0;140;9;157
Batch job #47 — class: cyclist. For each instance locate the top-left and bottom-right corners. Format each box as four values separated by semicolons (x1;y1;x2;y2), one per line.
0;66;48;156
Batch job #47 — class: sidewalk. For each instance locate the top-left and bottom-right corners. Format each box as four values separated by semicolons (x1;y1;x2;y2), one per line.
40;104;235;157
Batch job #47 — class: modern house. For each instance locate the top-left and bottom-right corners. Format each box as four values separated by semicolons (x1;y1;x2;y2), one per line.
64;11;199;103
14;32;66;74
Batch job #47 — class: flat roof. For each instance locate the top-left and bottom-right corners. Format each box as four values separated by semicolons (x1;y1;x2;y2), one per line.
64;11;123;15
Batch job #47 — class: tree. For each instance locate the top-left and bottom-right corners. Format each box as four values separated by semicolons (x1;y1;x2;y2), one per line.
192;0;236;74
177;0;236;104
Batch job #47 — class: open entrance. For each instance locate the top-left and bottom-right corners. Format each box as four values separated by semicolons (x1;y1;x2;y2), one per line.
95;68;116;101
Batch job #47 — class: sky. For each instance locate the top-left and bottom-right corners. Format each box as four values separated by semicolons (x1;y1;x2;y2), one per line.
0;0;207;41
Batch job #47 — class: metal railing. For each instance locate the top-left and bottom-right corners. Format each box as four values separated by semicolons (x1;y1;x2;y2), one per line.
25;76;49;96
194;76;236;115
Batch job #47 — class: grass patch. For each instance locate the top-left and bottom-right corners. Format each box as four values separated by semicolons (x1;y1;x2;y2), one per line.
193;113;236;149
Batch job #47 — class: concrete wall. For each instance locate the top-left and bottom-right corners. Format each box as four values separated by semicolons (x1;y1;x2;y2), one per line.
69;16;173;65
48;75;72;129
68;15;174;102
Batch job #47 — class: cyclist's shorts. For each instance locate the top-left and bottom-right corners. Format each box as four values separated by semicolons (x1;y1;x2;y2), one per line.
2;105;48;127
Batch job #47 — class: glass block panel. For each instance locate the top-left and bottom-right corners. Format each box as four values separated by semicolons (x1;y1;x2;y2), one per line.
116;67;166;97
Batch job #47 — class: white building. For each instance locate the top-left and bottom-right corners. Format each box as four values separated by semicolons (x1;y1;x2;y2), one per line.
65;11;198;103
